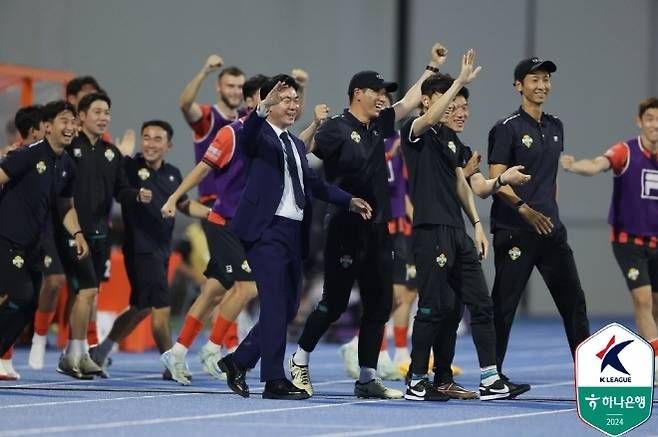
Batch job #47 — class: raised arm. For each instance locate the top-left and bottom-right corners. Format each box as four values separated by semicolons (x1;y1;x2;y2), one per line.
393;42;448;121
469;164;530;198
298;104;330;153
179;54;224;124
291;68;308;121
411;49;482;138
560;154;610;176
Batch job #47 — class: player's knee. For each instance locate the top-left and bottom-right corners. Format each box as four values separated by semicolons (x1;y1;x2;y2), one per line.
315;302;343;323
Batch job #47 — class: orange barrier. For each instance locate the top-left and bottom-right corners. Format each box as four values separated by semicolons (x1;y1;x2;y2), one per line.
55;248;183;352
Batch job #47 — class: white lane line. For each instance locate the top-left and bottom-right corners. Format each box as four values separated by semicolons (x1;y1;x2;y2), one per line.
0;398;388;437
308;408;577;437
0;392;200;410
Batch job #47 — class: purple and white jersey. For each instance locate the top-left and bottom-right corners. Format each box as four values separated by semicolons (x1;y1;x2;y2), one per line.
607;137;658;237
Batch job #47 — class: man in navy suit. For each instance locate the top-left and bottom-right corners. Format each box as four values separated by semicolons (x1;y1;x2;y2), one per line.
218;75;372;400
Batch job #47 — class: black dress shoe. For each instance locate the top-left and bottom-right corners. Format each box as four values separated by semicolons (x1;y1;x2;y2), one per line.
262;378;311;400
218;353;249;398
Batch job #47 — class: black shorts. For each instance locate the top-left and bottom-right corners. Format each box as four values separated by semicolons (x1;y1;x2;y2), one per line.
125;251;170;309
392;232;417;288
612;242;658;291
42;230;64;276
204;221;253;289
0;237;44;306
58;235;110;292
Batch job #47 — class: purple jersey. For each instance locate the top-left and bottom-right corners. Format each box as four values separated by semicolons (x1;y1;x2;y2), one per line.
607;137;658;237
191;105;239;200
385;132;406;219
202;118;246;220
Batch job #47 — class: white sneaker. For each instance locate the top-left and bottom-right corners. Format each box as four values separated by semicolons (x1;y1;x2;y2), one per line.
28;334;47;370
377;352;403;381
161;350;190;385
199;344;225;380
289;355;314;396
0;359;19;380
338;343;359;379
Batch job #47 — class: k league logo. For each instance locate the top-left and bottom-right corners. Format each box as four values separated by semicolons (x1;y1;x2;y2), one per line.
575;323;654;436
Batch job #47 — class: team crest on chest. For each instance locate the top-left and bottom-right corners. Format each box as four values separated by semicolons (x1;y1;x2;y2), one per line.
508;246;522;261
447;141;457;154
339;254;353;268
436;253;447;268
44;255;52;268
12;255;24;269
169;175;175;182
241;260;252;273
627;268;639;281
73;148;82;157
350;131;361;143
138;168;150;180
521;135;533;148
35;161;46;174
104;149;115;162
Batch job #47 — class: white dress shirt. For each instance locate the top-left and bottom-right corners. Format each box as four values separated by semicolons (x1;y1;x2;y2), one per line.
265;119;305;221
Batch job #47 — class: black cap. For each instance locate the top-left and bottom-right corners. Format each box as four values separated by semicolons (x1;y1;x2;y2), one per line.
348;71;398;96
513;57;557;82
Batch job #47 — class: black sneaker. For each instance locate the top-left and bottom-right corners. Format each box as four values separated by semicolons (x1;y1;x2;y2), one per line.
479;378;512;400
500;373;531;398
404;377;450;401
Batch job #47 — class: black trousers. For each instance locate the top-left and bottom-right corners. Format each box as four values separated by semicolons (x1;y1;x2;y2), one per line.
0;238;42;355
409;225;496;376
297;213;392;369
432;285;463;384
492;226;590;371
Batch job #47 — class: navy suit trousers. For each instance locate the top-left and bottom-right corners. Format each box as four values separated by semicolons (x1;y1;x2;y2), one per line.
232;216;303;382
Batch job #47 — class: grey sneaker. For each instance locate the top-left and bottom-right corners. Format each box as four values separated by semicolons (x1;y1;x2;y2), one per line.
354;378;403;399
79;353;103;376
161;350;190;385
289;355;314;396
199;344;226;380
57;354;93;380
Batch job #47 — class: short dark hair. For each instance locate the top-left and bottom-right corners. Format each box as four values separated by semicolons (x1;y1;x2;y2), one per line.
14;105;44;138
259;74;299;100
243;74;269;100
639;97;658;118
218;66;245;81
421;73;454;97
78;92;111;114
457;86;470;100
66;75;101;97
42;100;76;123
141;120;174;141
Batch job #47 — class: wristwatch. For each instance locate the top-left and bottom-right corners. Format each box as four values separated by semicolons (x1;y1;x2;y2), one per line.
514;200;526;210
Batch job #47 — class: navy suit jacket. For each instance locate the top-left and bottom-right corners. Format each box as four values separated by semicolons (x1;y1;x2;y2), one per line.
230;111;352;258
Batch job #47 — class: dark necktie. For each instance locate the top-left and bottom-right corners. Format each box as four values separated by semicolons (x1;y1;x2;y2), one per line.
280;132;305;209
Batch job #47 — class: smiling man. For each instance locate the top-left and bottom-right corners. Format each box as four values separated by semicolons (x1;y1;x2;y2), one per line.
0;100;87;359
55;93;151;379
90;120;209;377
487;58;590;378
560;97;658;382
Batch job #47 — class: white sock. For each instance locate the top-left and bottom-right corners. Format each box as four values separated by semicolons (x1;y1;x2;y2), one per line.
359;367;377;383
32;333;47;345
67;340;85;360
394;347;409;362
171;342;188;356
480;365;500;386
347;335;359;348
204;340;222;353
293;347;310;366
82;340;90;354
